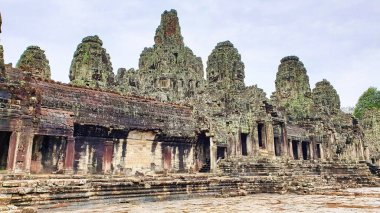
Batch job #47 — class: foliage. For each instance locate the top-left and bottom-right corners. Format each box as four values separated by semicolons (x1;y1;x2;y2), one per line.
285;95;313;120
353;87;380;119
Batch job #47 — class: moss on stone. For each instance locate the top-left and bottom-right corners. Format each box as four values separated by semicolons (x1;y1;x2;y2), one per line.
16;46;51;79
69;35;114;89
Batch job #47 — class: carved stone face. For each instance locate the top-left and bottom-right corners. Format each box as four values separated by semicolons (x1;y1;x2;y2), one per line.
16;46;51;79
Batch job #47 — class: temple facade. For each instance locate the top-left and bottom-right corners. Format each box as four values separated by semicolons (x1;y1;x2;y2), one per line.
0;10;370;176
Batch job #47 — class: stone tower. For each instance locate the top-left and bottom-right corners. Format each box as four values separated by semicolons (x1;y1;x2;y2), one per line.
136;9;204;102
206;41;245;90
16;46;51;79
0;12;5;79
272;56;312;118
69;35;114;89
312;79;341;115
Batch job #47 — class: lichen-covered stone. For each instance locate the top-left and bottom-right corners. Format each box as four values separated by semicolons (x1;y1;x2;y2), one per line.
312;79;341;115
0;45;4;79
135;9;204;102
0;10;372;181
16;46;51;79
361;108;380;163
69;35;114;89
207;41;245;90
272;56;312;119
192;40;268;146
154;9;184;47
115;68;139;94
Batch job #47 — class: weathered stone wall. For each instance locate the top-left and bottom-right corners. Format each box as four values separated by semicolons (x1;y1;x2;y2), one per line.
0;67;196;174
121;131;194;174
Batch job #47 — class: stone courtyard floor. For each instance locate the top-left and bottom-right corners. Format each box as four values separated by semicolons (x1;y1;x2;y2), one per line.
43;187;380;213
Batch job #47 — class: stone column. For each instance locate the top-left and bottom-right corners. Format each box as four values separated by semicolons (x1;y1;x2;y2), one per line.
246;133;253;156
210;137;217;173
308;142;313;160
265;121;275;156
6;131;19;171
297;141;302;160
252;125;259;156
319;144;324;161
103;141;114;174
288;140;294;159
64;136;75;174
364;145;370;163
13;132;34;173
280;123;288;156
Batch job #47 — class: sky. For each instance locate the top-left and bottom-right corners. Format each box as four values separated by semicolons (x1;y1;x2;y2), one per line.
1;0;380;107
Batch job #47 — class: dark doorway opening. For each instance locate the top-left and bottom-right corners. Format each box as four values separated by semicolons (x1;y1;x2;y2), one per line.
258;123;265;148
198;132;210;172
292;140;299;160
241;133;248;156
217;146;227;160
302;141;309;160
274;136;281;156
0;131;11;170
31;135;66;174
316;144;321;159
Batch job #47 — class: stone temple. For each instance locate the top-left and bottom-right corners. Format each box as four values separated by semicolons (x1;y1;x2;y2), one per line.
0;10;379;211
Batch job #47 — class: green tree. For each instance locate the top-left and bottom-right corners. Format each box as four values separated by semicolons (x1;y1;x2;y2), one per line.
353;87;380;119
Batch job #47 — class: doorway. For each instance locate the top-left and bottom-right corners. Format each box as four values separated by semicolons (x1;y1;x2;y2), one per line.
241;133;248;156
274;136;281;156
316;144;321;159
302;141;309;160
217;146;227;160
31;135;66;174
0;131;11;170
292;140;299;160
258;123;265;148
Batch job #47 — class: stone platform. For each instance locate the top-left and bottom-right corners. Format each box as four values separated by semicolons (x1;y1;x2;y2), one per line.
1;161;379;212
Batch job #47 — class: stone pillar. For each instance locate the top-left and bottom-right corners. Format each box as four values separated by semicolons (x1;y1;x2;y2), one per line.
6;131;19;171
64;136;75;174
210;137;217;173
265;121;275;156
252;125;259;156
297;141;302;160
319;144;324;161
288;140;294;159
280;123;288;156
308;142;313;160
103;141;114;174
12;132;34;173
364;145;370;163
246;133;253;156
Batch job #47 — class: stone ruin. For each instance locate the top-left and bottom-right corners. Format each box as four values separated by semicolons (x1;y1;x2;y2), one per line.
0;12;4;81
69;35;114;89
0;9;379;211
17;46;51;79
0;8;375;175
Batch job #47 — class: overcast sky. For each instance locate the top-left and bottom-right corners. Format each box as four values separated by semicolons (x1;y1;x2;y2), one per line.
1;0;380;107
